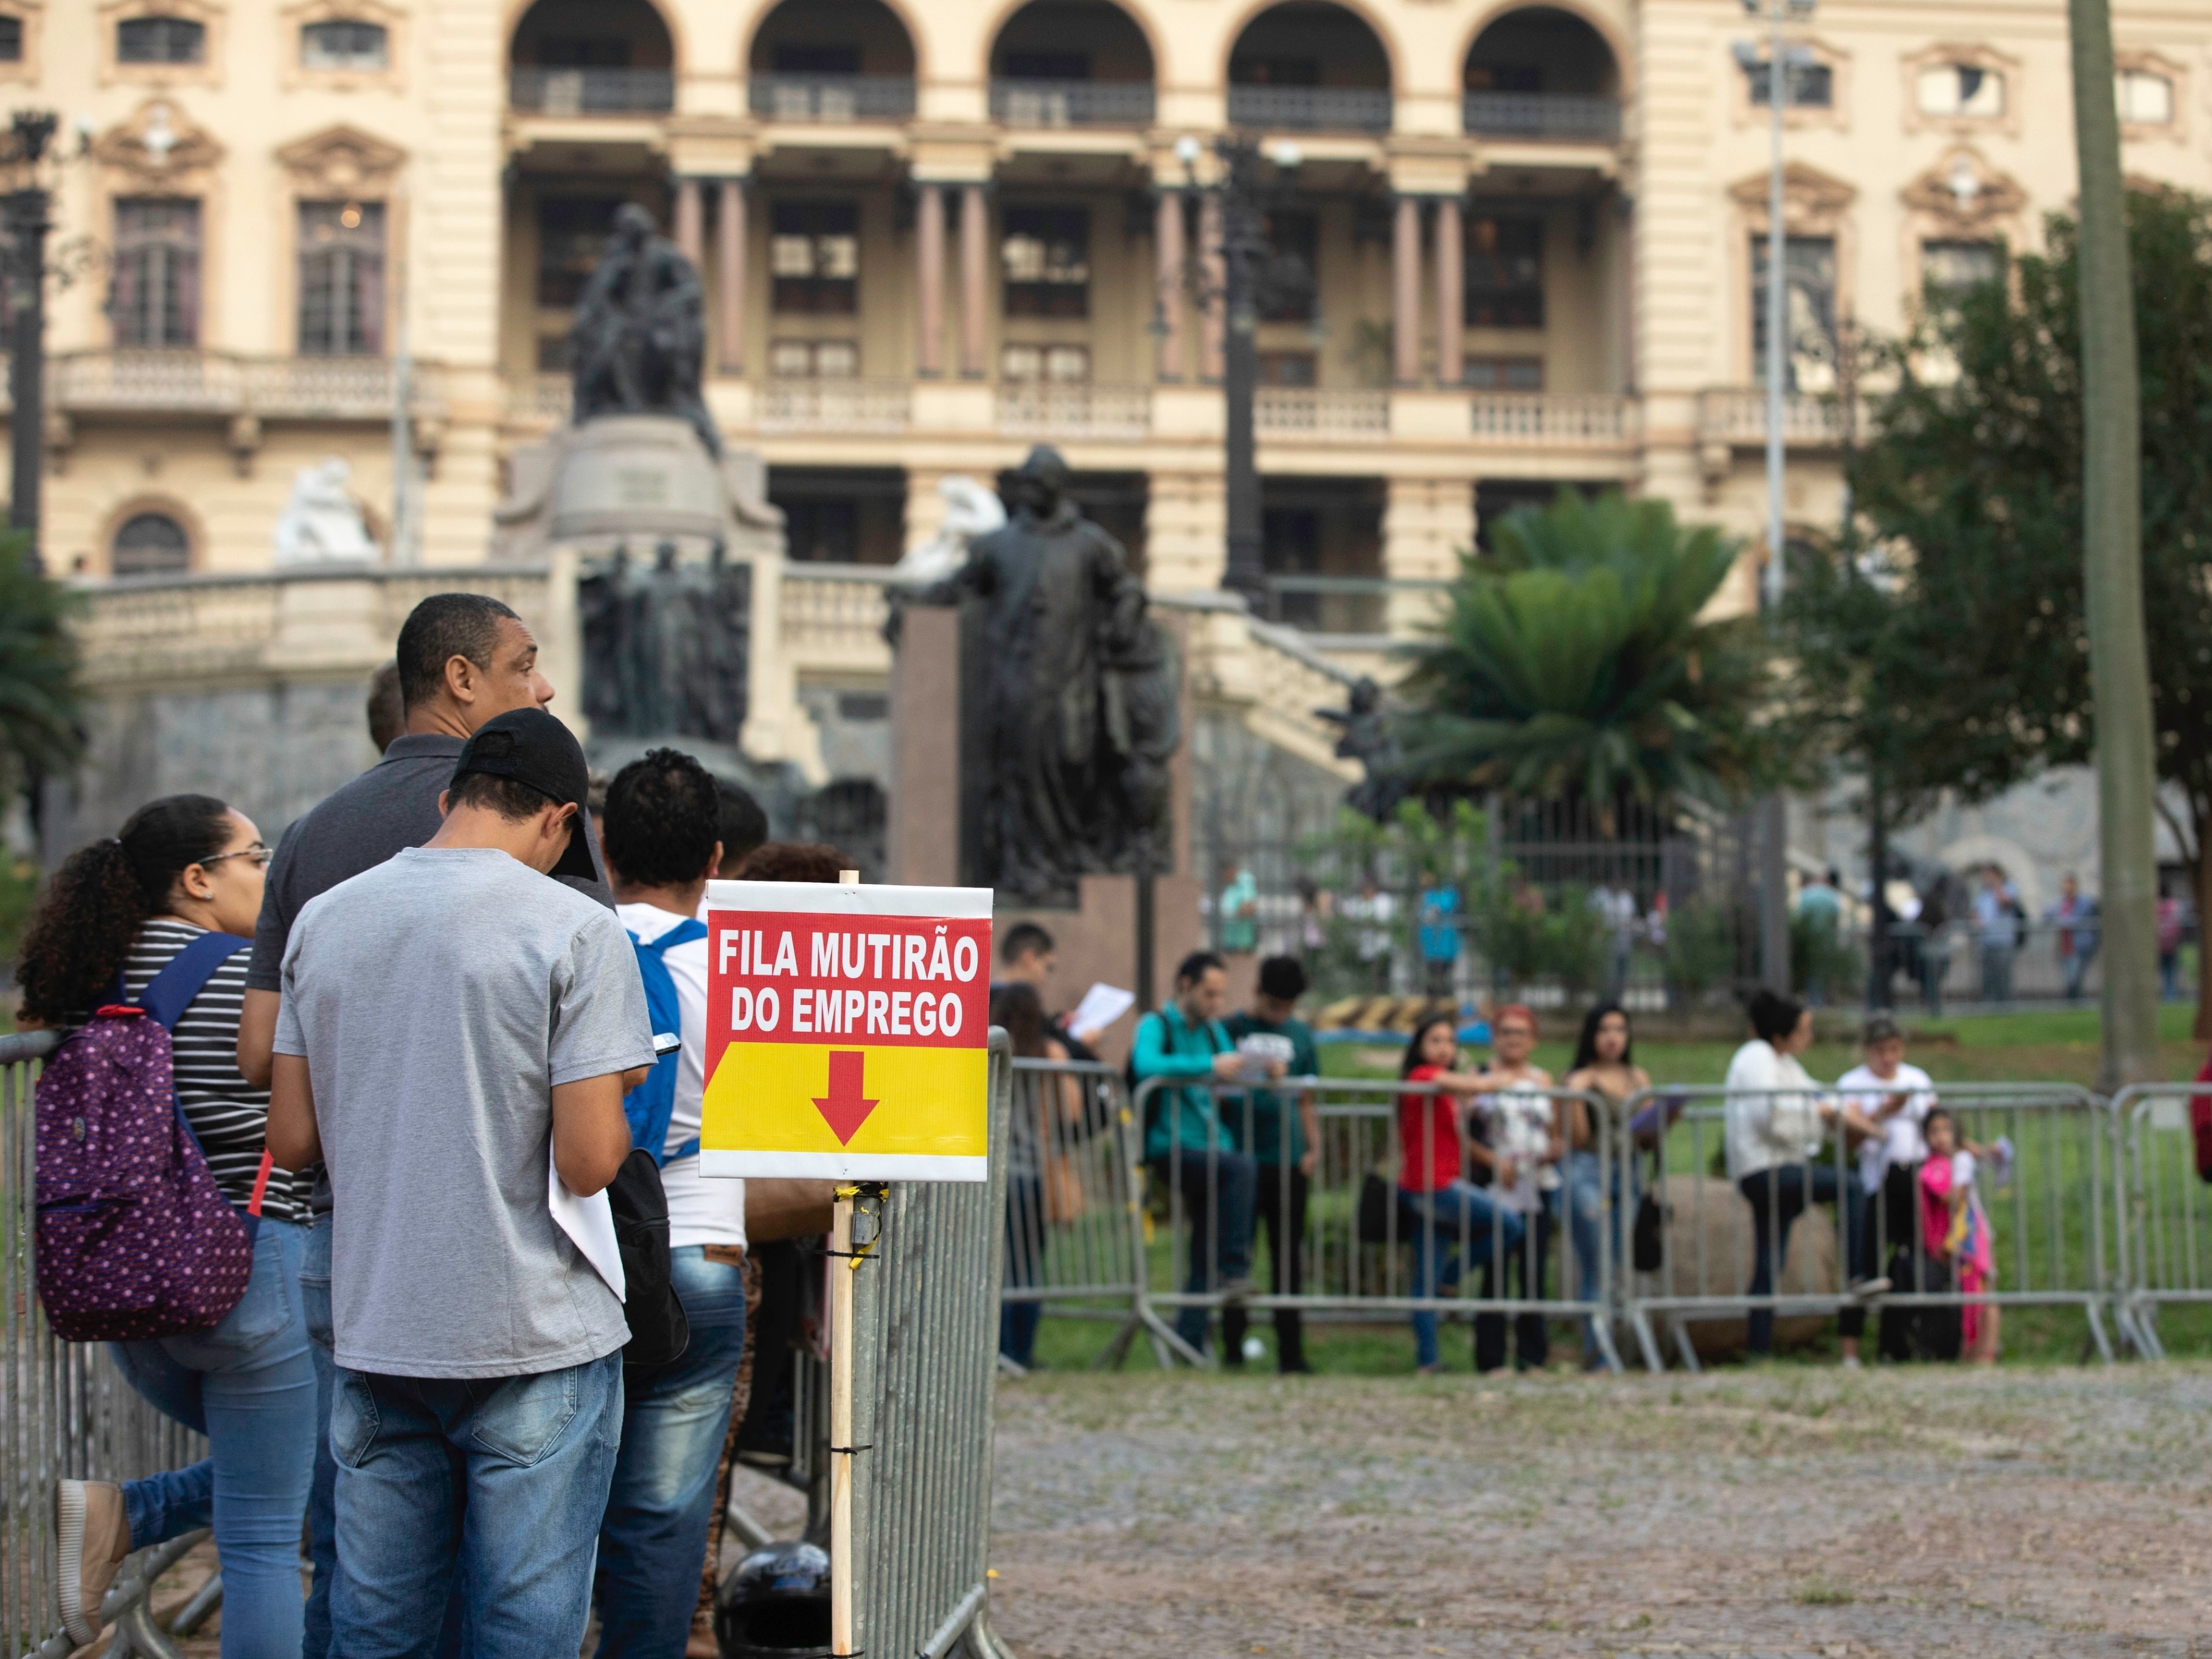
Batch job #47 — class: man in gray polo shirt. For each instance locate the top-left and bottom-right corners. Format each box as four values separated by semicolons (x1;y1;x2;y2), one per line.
236;591;610;1659
267;707;651;1659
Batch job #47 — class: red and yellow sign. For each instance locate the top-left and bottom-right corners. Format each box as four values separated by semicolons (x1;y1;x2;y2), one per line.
700;881;993;1182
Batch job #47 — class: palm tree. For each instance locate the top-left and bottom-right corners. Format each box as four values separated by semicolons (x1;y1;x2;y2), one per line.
0;530;83;807
1397;490;1772;810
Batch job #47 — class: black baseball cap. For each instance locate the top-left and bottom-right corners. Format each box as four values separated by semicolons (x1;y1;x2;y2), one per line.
449;708;597;881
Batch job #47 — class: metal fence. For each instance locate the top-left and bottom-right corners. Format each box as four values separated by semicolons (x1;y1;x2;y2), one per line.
844;1031;1017;1659
2112;1083;2212;1360
3;1031;214;1659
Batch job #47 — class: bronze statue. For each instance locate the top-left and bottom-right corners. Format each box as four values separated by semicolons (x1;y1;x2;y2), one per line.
1318;675;1407;821
906;445;1181;903
580;538;751;745
569;203;721;459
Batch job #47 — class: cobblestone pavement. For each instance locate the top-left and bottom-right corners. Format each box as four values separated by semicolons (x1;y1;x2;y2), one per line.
984;1365;2212;1658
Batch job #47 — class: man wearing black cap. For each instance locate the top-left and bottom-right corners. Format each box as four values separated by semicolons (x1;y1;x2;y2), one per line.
266;708;655;1659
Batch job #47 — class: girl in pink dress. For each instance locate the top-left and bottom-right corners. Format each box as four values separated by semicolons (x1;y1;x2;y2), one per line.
1919;1108;1999;1362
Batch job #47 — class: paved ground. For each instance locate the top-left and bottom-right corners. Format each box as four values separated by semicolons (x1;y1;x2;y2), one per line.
984;1363;2212;1659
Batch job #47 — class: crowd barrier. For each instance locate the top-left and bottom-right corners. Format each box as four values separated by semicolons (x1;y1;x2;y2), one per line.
2112;1082;2212;1360
1003;1059;2156;1373
3;1029;214;1659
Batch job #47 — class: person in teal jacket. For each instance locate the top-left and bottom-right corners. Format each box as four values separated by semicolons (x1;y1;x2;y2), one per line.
1135;950;1268;1356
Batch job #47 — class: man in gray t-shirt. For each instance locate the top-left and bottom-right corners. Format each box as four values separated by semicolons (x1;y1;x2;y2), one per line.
268;708;652;1659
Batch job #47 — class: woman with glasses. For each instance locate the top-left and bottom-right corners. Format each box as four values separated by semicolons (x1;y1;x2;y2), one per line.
16;796;317;1658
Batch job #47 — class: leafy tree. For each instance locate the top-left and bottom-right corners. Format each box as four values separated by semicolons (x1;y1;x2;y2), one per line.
1840;188;2212;1035
0;531;80;815
1397;490;1775;810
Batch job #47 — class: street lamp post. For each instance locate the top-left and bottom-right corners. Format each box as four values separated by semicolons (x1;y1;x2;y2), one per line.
5;111;57;574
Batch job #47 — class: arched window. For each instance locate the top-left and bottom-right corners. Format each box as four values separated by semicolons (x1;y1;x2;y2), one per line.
302;18;388;70
509;0;674;113
117;15;205;63
1227;3;1391;133
0;16;24;61
112;512;191;578
1464;7;1621;139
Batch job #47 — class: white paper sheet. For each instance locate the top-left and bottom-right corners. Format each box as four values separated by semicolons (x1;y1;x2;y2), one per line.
1067;982;1136;1040
548;1156;626;1301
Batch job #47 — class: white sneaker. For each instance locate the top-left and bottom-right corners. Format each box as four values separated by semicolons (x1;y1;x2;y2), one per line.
57;1478;130;1644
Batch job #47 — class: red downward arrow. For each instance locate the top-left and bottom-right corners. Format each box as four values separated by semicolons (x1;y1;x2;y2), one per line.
812;1050;879;1146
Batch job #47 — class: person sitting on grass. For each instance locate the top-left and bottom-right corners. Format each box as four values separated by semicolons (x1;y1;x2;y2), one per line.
1395;1014;1525;1376
1919;1108;2000;1365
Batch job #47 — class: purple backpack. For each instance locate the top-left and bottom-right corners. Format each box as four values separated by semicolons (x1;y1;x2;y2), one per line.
34;932;262;1341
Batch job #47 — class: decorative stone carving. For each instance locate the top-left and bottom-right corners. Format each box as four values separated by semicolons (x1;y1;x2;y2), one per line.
90;99;225;186
892;475;1006;584
274;123;406;196
272;457;377;565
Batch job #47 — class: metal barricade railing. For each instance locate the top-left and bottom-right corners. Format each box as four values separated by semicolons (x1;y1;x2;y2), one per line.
844;1031;1015;1659
1125;1074;1621;1372
1001;1059;1147;1358
3;1029;214;1659
2111;1082;2212;1360
1618;1082;2116;1372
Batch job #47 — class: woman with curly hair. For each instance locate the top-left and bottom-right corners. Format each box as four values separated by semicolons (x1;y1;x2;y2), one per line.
18;795;316;1658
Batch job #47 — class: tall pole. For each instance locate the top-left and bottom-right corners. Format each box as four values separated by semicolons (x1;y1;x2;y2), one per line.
1756;8;1793;993
1220;145;1265;607
2068;0;2159;1086
6;112;55;575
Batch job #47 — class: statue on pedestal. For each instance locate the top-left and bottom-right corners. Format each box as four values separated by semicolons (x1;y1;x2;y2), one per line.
271;457;377;565
580;538;751;745
569;203;721;460
1317;675;1408;821
903;445;1181;903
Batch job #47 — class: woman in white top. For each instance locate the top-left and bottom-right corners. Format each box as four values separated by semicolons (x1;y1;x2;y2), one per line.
1724;990;1888;1363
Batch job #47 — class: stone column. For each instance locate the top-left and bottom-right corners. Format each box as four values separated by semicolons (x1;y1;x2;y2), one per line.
916;183;945;377
715;178;746;376
1199;190;1225;381
674;176;704;270
1393;195;1422;385
1154;191;1185;380
959;184;989;378
1383;475;1473;636
1433;196;1463;389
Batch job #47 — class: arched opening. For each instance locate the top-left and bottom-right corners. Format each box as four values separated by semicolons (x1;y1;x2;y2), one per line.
111;510;192;578
1227;2;1391;133
989;0;1155;127
749;0;916;120
509;0;674;113
1462;7;1621;139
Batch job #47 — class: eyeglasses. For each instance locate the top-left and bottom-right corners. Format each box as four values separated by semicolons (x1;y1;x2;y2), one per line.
201;846;273;868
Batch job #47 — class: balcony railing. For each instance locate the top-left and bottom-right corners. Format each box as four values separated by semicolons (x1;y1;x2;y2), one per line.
1255;387;1389;440
1698;386;1870;446
759;378;911;433
996;381;1150;439
1469;392;1635;446
1226;85;1392;133
1462;91;1622;141
5;350;442;419
749;75;917;122
989;78;1156;128
507;372;572;425
509;66;675;115
781;562;896;670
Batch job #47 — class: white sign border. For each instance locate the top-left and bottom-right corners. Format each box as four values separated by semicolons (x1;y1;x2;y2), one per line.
703;880;993;920
703;1150;987;1183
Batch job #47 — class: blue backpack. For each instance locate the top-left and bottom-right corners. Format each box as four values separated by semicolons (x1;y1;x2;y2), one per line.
624;919;707;1166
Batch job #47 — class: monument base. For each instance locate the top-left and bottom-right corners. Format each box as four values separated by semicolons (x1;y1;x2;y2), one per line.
491;414;780;562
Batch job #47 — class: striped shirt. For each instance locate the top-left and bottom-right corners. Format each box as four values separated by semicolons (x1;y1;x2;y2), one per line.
116;920;311;1226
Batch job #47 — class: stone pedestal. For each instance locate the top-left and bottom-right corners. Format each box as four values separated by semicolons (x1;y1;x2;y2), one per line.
888;608;1205;1063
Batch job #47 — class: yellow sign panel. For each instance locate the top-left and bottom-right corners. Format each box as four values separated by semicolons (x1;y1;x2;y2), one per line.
700;880;993;1183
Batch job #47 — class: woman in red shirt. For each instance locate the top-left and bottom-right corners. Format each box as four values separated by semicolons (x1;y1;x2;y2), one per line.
1396;1014;1526;1372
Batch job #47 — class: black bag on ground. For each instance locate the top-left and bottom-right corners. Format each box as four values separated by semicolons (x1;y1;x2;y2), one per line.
607;1147;689;1369
1631;1153;1669;1273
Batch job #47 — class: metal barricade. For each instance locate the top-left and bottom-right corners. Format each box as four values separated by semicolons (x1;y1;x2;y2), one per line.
1126;1074;1621;1372
2;1029;214;1659
843;1030;1015;1659
1618;1082;2116;1372
2111;1082;2212;1360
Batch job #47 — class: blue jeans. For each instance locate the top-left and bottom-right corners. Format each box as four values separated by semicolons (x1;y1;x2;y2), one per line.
1560;1150;1604;1354
1150;1151;1257;1354
1739;1162;1874;1354
1400;1183;1523;1369
595;1248;750;1659
113;1220;317;1659
299;1212;338;1659
330;1352;624;1659
1001;1174;1045;1367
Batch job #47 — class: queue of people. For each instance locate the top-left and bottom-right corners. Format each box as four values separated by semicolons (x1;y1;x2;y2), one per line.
20;591;824;1659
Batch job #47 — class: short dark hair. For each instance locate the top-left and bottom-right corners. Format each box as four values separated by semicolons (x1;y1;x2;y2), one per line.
1174;949;1226;988
1256;955;1307;1001
448;770;553;823
395;593;521;709
1747;988;1807;1044
716;781;768;872
1001;920;1055;965
736;841;847;883
366;659;405;753
604;748;720;889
